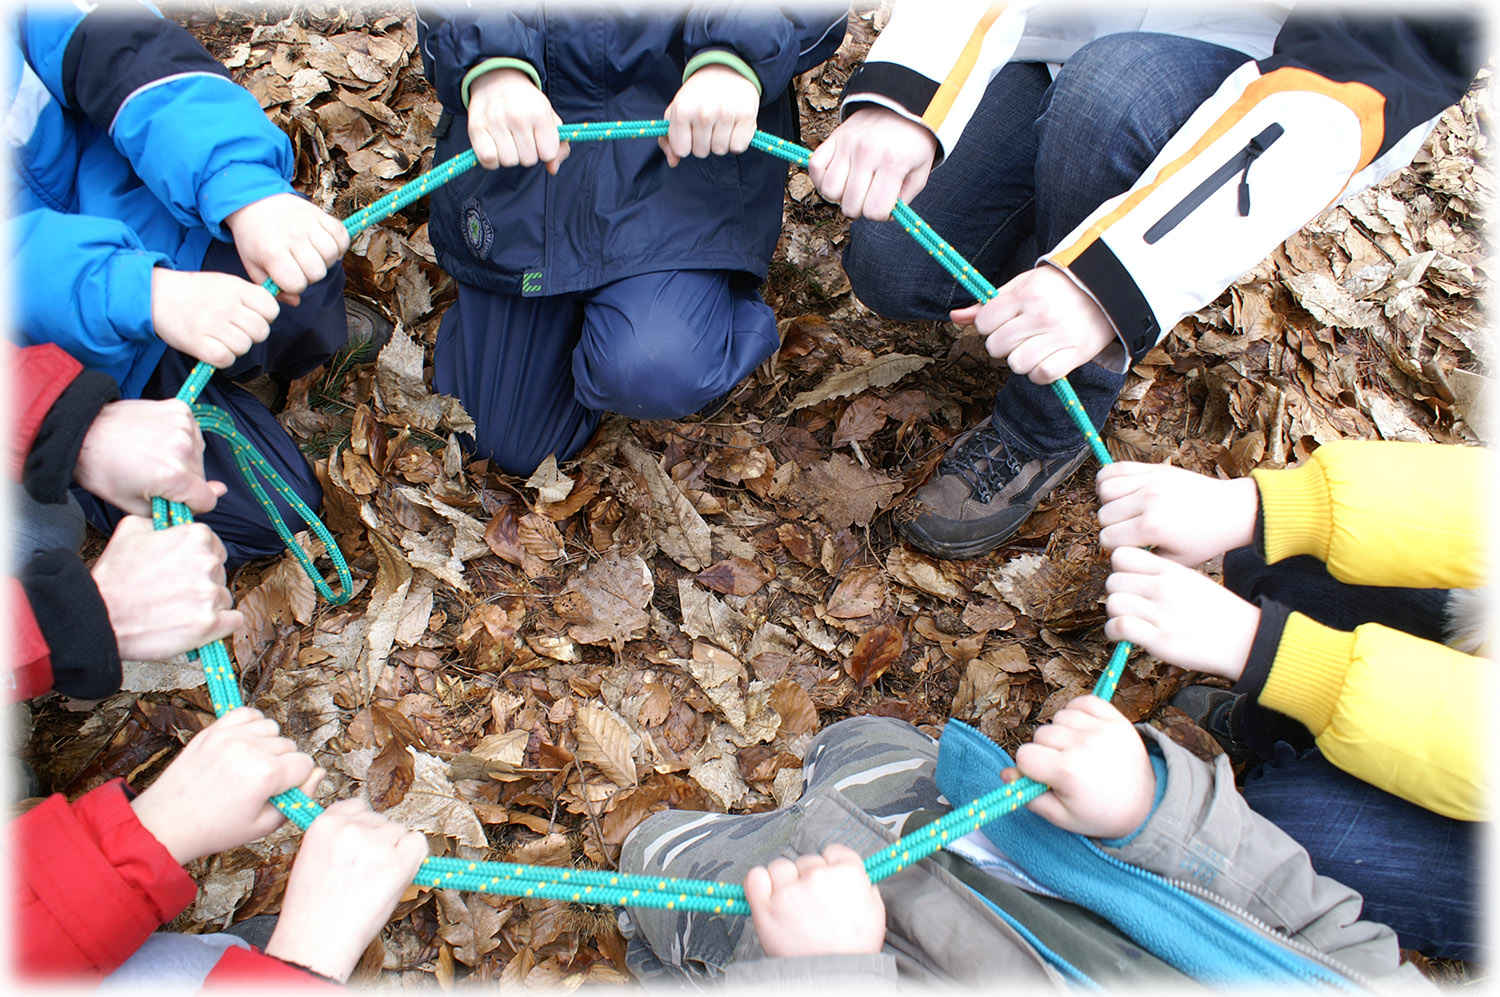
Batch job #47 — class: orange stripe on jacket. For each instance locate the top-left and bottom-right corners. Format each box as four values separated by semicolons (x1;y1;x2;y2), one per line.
1051;67;1385;268
921;3;1007;133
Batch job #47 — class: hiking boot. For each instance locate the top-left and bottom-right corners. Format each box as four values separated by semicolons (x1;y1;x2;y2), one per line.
896;417;1089;559
1171;686;1255;764
344;297;394;362
0;758;41;803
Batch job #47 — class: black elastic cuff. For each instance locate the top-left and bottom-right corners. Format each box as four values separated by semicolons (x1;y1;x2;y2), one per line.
1233;597;1292;699
1065;241;1160;363
842;62;939;120
19;549;121;700
23;370;119;505
1252;502;1267;561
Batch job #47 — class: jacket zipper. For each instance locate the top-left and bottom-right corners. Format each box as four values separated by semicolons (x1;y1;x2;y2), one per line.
1143;123;1284;244
1164;874;1382;993
1080;839;1372;991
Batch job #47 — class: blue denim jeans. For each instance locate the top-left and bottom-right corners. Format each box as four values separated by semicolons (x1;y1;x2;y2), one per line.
842;33;1249;456
1223;547;1482;961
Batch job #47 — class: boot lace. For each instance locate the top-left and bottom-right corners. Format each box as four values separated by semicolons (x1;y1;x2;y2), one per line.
938;423;1028;504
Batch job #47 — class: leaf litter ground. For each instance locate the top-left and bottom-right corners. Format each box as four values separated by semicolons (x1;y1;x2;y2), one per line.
21;3;1490;988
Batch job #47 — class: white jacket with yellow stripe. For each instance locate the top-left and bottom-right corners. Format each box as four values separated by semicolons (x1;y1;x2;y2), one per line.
1242;441;1493;823
842;2;1482;369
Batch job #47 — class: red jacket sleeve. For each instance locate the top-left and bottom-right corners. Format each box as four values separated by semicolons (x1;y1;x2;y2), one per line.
203;945;345;989
9;780;197;981
3;578;55;700
9;343;82;483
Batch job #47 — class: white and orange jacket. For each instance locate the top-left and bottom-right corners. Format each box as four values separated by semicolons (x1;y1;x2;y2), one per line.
842;2;1482;369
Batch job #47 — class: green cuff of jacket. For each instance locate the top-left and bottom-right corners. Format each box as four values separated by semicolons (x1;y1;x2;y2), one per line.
1250;460;1332;566
683;49;762;98
462;57;542;108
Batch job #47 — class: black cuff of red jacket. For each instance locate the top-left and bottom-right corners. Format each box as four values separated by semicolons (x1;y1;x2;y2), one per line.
23;369;119;505
19;549;121;700
1232;597;1291;700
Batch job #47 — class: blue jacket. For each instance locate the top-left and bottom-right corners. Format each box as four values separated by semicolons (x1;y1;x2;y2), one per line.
416;5;846;298
7;1;295;397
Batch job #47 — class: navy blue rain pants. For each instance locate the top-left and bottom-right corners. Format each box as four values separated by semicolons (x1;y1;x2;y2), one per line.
74;238;347;567
433;269;778;476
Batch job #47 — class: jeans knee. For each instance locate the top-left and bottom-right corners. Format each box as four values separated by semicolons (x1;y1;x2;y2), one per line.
844;219;949;320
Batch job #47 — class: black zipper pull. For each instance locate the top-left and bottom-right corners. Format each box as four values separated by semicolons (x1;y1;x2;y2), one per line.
1237;124;1284;217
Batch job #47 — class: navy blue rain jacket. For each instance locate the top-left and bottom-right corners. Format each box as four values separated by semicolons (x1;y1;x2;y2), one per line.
417;5;846;298
6;0;296;398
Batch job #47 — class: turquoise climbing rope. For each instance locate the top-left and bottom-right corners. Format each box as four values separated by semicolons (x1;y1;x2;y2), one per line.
158;120;1137;916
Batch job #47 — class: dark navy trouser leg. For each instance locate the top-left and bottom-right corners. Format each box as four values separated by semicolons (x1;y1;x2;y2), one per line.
75;241;347;567
435;270;778;476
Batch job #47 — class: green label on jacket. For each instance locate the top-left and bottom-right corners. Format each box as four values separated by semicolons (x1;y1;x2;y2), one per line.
521;271;544;296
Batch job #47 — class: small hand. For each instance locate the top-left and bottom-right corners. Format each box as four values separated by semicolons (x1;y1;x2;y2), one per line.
660;64;759;167
1104;546;1261;680
74;399;223;516
950;267;1117;384
808;105;938;221
1096;462;1259;566
264;799;429;982
151;268;278;368
1009;694;1155;839
91;516;242;662
466;67;569;174
224;193;349;305
130;707;324;864
744;843;885;958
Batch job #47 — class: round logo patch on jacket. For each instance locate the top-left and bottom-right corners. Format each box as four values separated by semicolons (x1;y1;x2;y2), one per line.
461;197;494;259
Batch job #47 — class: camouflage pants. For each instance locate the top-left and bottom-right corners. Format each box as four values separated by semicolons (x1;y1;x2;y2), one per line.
618;716;946;983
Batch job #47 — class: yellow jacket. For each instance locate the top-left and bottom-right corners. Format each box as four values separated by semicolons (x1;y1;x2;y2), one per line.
1249;440;1493;821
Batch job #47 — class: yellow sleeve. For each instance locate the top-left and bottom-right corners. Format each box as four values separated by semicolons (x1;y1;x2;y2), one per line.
1259;612;1488;821
1250;440;1493;590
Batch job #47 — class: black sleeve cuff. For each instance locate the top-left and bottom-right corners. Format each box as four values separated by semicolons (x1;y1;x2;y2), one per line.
23;370;119;505
1233;597;1291;700
19;549;122;700
1252;502;1267;561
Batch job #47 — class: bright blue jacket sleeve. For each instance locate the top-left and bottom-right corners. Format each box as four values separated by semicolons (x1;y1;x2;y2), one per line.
19;0;295;237
13;207;169;387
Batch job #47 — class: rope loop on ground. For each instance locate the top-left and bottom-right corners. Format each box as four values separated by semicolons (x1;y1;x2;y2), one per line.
151;120;1134;913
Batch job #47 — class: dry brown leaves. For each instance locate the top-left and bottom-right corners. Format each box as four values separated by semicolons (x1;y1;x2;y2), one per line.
25;4;1489;988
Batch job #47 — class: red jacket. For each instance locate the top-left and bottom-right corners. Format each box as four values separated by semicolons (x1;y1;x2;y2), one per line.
6;342;121;701
8;779;333;987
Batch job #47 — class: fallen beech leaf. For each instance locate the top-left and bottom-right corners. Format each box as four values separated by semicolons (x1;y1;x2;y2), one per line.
825;566;886;619
776;522;819;568
621;437;712;571
574;704;638;788
885;547;963;601
564;551;652;648
786;353;932;412
695;557;771;597
846;623;903;688
377;748;486;848
798;454;901;530
525;455;575;505
767;678;818;736
832;396;888;446
366;738;415;809
374;325;475;435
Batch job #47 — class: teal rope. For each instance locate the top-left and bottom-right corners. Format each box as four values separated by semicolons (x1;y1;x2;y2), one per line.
156;120;1137;914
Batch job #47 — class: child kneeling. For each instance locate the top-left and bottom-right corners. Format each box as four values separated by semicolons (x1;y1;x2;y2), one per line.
619;695;1427;991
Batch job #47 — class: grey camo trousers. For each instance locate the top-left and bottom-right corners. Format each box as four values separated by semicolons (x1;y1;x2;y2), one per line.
618;715;947;983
